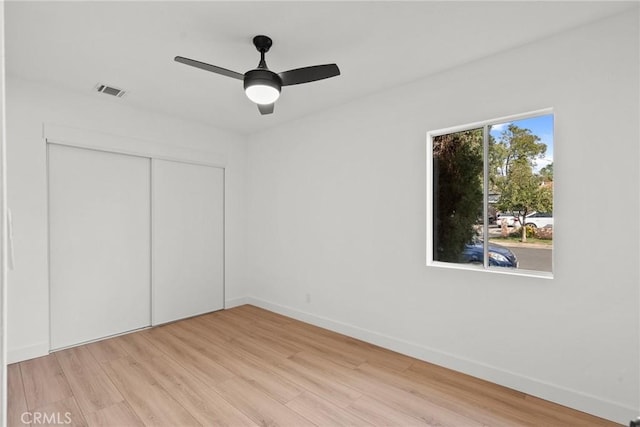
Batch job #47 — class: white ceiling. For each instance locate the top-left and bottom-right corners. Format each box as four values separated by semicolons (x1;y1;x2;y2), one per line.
5;1;635;135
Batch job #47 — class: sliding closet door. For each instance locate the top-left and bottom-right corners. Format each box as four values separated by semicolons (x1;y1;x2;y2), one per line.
49;144;151;350
152;159;224;325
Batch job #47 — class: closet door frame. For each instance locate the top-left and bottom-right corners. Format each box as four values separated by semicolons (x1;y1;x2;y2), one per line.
45;126;226;350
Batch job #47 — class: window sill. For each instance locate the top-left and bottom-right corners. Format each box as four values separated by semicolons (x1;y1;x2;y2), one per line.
427;260;554;280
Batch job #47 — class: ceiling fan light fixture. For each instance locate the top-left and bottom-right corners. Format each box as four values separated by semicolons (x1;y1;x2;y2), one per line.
245;84;280;105
244;69;282;105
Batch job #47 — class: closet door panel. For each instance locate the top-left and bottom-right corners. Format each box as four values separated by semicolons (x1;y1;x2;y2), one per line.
49;144;151;350
152;160;224;325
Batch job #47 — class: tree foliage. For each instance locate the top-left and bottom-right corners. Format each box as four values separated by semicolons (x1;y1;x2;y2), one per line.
490;124;547;181
432;129;483;261
493;125;553;242
539;162;553;182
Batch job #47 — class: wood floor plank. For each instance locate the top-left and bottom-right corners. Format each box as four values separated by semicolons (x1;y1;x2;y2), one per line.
112;329;161;361
204;314;304;359
101;356;200;426
55;346;124;414
347;395;430;426
264;322;367;369
188;313;241;344
211;377;316;427
199;332;348;406
21;355;73;410
142;354;259;426
85;337;129;364
263;354;363;409
279;318;413;371
290;351;486;426
167;321;304;404
407;359;528;401
404;360;582;426
356;361;523;427
84;401;144;427
30;396;87;427
235;333;300;360
144;325;236;384
243;325;307;357
286;390;374;426
7;363;29;427
523;394;618;427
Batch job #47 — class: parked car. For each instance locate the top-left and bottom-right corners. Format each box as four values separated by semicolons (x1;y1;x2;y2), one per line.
496;212;520;227
461;238;518;268
475;213;497;225
523;212;553;228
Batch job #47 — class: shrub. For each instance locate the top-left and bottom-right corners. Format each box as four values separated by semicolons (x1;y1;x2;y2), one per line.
509;226;535;239
534;226;553;240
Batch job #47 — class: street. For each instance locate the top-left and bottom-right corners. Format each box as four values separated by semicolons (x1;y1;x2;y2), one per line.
508;245;552;272
487;225;552;272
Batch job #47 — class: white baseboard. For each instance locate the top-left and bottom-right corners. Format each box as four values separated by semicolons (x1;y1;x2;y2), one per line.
225;297;253;309
8;342;49;364
236;296;636;425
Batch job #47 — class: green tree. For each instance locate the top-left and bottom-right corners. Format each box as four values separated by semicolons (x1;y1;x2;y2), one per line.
539;162;553;182
488;133;504;194
433;129;483;261
493;125;552;242
490;124;547;180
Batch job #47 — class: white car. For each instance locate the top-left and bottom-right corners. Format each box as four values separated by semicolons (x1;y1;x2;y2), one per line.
523;212;553;228
496;212;520;227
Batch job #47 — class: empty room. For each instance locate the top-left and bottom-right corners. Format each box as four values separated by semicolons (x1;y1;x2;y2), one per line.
1;1;639;426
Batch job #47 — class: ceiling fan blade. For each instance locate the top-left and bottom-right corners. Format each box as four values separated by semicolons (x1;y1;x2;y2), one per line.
279;64;340;86
258;103;275;115
174;56;244;80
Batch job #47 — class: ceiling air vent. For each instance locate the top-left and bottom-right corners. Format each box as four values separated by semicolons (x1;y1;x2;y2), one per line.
95;84;126;98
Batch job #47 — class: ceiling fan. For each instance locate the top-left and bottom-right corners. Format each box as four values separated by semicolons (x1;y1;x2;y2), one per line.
175;35;341;115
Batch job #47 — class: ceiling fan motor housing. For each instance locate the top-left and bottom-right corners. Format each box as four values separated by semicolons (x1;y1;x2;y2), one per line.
244;69;282;93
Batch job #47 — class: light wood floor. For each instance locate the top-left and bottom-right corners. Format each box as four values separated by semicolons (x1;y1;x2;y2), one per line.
8;305;619;426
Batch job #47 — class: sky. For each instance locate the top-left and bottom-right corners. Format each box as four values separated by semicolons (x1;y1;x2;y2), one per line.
489;114;554;173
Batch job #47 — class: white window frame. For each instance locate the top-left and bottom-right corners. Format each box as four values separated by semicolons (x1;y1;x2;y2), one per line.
426;108;554;279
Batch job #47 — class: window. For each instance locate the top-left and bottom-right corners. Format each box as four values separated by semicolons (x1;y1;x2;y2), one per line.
427;110;554;276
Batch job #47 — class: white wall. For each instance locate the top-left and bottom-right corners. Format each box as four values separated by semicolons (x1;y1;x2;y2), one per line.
245;11;639;424
6;77;248;362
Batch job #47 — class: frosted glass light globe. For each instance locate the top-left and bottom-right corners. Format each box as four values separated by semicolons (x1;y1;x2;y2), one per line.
245;84;280;105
